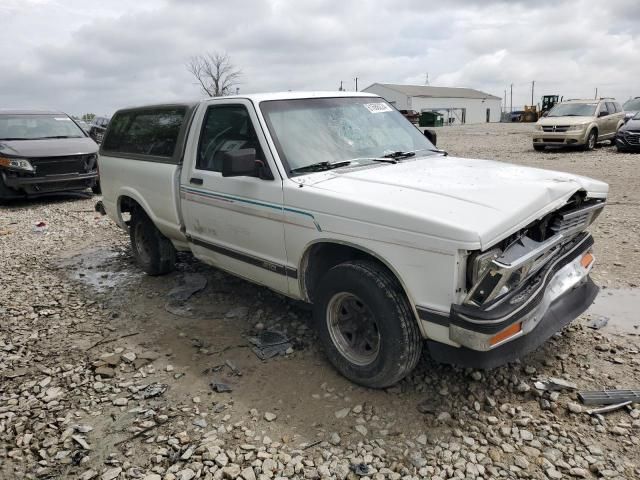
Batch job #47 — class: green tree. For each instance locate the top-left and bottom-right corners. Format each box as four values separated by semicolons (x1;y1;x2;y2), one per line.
82;113;96;122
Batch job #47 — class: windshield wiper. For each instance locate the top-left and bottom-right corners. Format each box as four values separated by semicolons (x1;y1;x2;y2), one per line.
383;151;416;160
34;135;82;139
290;160;352;174
382;148;447;159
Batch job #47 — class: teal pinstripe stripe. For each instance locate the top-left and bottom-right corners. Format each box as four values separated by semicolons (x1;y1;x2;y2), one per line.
181;186;321;231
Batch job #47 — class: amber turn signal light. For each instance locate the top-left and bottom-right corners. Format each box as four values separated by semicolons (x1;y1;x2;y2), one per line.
489;322;522;346
581;252;594;269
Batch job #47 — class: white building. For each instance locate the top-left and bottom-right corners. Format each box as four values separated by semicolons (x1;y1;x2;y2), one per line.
362;83;502;124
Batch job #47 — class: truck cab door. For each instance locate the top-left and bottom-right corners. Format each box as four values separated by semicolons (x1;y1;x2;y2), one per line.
180;99;291;294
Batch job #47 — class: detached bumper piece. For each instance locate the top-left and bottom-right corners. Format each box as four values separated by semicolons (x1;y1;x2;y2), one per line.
428;233;598;369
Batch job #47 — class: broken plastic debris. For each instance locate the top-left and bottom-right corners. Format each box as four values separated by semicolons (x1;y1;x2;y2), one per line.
534;377;578;391
586;315;609;330
164;273;207;317
135;383;168;400
210;382;233;393
247;330;293;360
350;463;370;476
32;221;48;233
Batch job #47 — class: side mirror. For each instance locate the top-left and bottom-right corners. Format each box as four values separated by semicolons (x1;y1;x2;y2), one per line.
222;148;257;177
598;111;609;117
423;129;437;146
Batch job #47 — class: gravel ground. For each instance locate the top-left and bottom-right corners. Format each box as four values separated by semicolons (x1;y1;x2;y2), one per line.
1;123;639;480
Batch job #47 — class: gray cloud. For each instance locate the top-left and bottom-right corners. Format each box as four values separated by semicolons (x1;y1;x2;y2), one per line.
0;0;637;116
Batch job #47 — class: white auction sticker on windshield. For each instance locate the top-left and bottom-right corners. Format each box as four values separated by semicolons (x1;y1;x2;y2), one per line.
54;117;71;121
363;102;393;113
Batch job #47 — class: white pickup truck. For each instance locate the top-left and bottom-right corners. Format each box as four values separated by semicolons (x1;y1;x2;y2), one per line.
98;92;607;388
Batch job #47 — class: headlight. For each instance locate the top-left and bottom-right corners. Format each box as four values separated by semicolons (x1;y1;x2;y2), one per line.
567;124;585;131
0;156;34;172
468;248;501;285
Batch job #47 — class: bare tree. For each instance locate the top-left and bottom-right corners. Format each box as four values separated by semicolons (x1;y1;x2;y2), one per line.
187;52;242;97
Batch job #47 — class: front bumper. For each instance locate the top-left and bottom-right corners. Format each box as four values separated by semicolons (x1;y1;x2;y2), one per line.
615;134;640;151
1;171;98;195
427;233;597;368
532;130;588;146
428;277;597;369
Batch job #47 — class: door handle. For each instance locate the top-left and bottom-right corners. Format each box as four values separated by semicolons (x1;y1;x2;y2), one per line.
190;177;203;185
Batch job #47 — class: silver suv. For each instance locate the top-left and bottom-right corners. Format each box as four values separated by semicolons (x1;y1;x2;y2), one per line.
533;99;625;151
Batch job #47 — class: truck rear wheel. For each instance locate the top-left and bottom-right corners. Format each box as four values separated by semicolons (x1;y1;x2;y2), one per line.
313;260;422;388
129;209;176;276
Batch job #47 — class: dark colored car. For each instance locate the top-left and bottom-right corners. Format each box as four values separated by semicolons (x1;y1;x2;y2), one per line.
88;116;110;143
0;110;99;199
623;97;640;123
615;112;640;152
399;109;420;124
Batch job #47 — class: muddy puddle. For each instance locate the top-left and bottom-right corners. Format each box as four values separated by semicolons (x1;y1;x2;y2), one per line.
55;247;141;292
586;288;640;335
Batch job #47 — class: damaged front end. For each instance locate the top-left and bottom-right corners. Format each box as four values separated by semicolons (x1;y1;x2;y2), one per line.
429;193;605;368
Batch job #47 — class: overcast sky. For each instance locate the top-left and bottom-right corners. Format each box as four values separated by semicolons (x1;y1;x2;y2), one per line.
1;0;638;116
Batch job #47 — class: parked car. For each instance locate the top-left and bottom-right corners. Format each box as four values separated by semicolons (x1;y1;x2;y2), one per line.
88;116;110;143
398;109;419;124
615;112;640;152
97;92;607;387
532;98;625;151
622;97;640;122
510;110;525;122
0;110;99;200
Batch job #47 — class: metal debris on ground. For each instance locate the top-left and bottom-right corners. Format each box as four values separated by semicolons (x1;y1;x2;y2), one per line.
534;377;578;391
210;381;233;393
578;389;640;405
586;401;633;415
164;273;207;316
32;221;48;233
247;330;293;360
586;315;609;330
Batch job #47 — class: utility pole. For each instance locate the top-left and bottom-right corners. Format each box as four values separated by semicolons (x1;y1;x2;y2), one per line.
339;81;343;91
594;87;598;99
510;84;513;113
354;77;358;91
531;80;535;107
425;73;430;85
504;89;507;113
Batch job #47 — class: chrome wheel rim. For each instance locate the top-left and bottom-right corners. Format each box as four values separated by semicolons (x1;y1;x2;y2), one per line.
588;132;596;149
134;224;152;264
326;292;380;366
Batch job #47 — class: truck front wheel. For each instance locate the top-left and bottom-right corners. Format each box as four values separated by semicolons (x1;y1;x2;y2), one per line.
129;209;176;276
313;260;423;388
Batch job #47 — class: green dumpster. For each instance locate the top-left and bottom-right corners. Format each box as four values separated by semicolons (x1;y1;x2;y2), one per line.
419;111;444;127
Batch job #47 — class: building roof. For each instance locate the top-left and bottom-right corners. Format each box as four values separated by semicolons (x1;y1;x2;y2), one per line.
365;83;501;100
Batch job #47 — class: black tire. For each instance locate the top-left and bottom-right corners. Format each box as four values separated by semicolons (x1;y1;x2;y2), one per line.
533;145;545;152
91;181;101;195
312;260;422;388
584;129;597;151
129;208;176;276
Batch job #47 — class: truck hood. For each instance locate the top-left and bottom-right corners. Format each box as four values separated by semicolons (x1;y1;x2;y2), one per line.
301;156;608;250
0;137;98;158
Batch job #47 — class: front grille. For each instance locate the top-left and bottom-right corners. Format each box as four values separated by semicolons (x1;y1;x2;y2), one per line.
550;204;603;236
624;131;640;145
30;154;97;176
542;125;570;133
